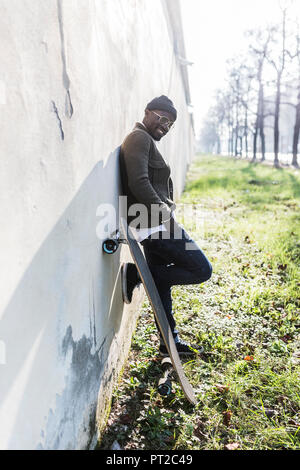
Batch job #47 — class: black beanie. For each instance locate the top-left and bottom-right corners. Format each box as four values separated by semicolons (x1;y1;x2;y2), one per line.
146;95;177;120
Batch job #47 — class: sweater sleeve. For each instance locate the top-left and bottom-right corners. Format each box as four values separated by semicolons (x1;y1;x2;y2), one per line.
122;131;165;207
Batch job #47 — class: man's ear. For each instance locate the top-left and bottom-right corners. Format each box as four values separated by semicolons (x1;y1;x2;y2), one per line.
143;109;150;125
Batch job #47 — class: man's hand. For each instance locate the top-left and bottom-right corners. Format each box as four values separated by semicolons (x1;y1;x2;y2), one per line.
149;202;172;226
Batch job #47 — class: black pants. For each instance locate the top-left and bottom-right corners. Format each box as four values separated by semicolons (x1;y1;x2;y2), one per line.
141;225;212;339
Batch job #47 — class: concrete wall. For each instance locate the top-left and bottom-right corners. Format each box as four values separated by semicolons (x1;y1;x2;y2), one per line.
0;0;194;450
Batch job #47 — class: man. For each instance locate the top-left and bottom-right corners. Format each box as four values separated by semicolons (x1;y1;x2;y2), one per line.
119;95;212;356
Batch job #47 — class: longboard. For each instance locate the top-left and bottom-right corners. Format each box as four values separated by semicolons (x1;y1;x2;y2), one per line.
120;218;197;406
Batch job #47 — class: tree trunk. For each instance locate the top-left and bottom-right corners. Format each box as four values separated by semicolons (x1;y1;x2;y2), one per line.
252;114;259;162
234;103;239;157
234;130;239;157
274;73;281;167
253;78;262;162
239;136;243;157
260;123;266;161
228;126;233;156
292;94;300;167
259;85;266;161
217;134;221;154
244;108;248;159
273;7;287;169
230;129;234;156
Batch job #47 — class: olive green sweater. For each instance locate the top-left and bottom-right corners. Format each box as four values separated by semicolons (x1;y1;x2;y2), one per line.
119;123;176;229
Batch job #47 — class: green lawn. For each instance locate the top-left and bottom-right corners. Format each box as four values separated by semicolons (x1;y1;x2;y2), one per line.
99;155;300;451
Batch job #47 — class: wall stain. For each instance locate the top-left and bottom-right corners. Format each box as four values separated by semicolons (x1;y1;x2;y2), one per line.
39;326;106;449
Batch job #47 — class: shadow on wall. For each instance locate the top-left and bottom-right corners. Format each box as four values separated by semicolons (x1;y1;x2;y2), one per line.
0;146;125;450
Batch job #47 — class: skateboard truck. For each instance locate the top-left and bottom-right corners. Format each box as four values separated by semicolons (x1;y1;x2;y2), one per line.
158;357;174;396
102;230;126;254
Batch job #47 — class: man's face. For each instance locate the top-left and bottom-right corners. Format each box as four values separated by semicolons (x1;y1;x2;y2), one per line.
143;109;175;141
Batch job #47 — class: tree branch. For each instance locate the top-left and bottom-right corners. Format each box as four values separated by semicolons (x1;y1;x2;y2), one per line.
281;101;297;107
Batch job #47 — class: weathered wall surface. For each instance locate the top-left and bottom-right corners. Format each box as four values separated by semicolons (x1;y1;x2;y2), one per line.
0;0;194;449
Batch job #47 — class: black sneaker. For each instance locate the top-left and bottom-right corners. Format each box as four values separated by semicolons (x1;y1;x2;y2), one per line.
121;263;141;304
159;339;204;357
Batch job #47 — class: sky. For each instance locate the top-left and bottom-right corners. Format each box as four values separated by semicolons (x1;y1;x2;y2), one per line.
179;0;298;135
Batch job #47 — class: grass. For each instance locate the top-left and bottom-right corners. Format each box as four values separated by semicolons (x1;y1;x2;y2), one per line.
98;154;300;451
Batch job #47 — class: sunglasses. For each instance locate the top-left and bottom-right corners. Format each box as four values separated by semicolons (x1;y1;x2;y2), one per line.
151;111;175;130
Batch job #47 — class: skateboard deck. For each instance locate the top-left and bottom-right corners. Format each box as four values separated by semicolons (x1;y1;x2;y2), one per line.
121;218;197;406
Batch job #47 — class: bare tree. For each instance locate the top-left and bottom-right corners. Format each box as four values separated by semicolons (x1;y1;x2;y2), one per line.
292;65;300;166
239;64;257;159
267;2;294;167
224;90;234;156
230;70;242;157
226;59;250;158
288;20;300;167
200;1;299;166
237;65;256;159
246;27;274;162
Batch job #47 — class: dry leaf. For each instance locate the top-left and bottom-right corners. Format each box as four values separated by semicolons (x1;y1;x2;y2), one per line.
281;334;292;343
215;384;229;394
223;410;232;427
120;413;132;424
278;264;287;270
288;419;300;427
150;334;158;342
225;442;239;450
264;408;276;418
244;355;254;361
194;420;207;440
277;395;288;404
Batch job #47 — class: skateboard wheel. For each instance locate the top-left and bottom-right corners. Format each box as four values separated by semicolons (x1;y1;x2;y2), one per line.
158;380;172;396
161;357;173;367
102;239;119;254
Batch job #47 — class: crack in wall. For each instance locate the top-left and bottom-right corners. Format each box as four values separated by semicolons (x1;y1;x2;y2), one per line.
51;100;65;140
57;0;74;119
89;279;97;350
65;90;73;119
